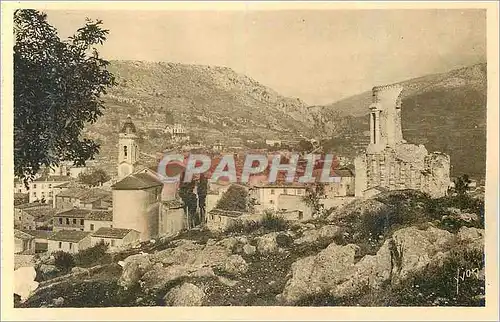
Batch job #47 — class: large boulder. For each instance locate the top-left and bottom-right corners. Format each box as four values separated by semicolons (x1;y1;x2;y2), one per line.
193;244;232;267
224;255;249;275
140;264;215;293
391;226;454;280
456;226;484;252
279;243;359;304
163;283;205;306
152;240;203;265
118;253;153;289
335;239;393;298
294;225;341;245
255;232;280;254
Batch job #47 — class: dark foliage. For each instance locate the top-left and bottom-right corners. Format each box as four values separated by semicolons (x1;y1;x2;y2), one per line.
14;9;116;182
53;251;75;272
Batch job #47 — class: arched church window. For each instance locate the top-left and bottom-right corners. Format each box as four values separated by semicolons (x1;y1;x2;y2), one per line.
124;146;128;157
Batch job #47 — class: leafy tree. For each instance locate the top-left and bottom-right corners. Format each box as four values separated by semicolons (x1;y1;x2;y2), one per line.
53;251;75;272
78;168;110;187
178;179;198;228
14;9;116;182
216;185;248;212
197;175;208;224
302;182;326;217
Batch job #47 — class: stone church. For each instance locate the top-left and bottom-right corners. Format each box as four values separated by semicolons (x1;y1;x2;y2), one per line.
354;84;451;198
111;116;185;241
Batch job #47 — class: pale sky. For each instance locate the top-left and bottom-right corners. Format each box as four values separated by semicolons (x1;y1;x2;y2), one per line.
46;9;486;105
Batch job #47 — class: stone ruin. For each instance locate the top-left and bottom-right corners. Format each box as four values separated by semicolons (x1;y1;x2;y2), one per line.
354;84;451;198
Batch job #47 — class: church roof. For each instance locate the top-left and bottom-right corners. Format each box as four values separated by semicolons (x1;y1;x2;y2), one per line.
112;172;163;190
120;115;137;134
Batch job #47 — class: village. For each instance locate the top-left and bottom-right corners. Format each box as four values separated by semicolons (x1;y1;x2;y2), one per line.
13;83;474;268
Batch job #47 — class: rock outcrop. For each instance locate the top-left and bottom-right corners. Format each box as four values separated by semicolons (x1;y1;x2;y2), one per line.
163;283;205;306
279;225;474;305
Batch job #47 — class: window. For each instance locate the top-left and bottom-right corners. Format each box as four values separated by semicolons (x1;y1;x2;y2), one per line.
110;225;113;228
33;192;37;197
283;189;288;194
18;216;21;221
33;184;37;189
90;224;94;231
124;146;128;157
58;242;62;249
48;184;52;188
111;240;115;247
41;184;45;189
298;211;304;220
73;219;76;224
66;218;70;225
80;219;84;225
59;218;63;224
270;189;275;195
69;243;72;250
269;200;274;204
100;238;105;243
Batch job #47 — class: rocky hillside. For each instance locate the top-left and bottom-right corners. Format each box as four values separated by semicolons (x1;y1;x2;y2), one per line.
84;60;312;174
84;61;486;179
18;191;485;307
318;63;487;179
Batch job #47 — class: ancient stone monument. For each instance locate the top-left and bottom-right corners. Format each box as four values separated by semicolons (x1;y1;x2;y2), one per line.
354;84;451;198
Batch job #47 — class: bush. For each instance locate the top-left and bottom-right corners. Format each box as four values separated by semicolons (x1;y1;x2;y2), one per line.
225;219;262;235
74;241;110;267
261;211;289;232
53;251;75;272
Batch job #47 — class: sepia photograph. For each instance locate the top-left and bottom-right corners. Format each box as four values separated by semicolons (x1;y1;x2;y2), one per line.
1;1;499;321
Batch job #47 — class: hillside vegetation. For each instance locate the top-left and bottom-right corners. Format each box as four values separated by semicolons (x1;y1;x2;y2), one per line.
17;190;484;307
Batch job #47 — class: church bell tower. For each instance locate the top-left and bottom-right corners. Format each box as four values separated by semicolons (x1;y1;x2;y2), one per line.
117;115;139;179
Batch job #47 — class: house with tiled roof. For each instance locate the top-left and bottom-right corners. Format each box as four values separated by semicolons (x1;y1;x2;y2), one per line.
47;230;91;254
21;230;52;253
14;203;57;230
84;210;113;233
90;227;140;251
55;187;112;210
52;208;90;232
207;209;246;232
29;175;73;203
14;229;35;254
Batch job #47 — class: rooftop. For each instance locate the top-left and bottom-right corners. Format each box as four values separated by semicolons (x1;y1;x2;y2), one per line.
23;207;59;222
208;209;246;218
92;227;136;239
33;175;73;183
15;229;34;241
55;208;91;218
21;229;52;239
15;202;50;210
48;230;91;242
56;187;88;198
86;210;113;221
112;172;163;190
162;199;184;209
120;115;137;134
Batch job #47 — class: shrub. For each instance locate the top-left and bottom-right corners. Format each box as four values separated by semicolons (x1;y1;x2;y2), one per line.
225;219;262;235
53;251;75;272
74;241;110;267
261;211;289;232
